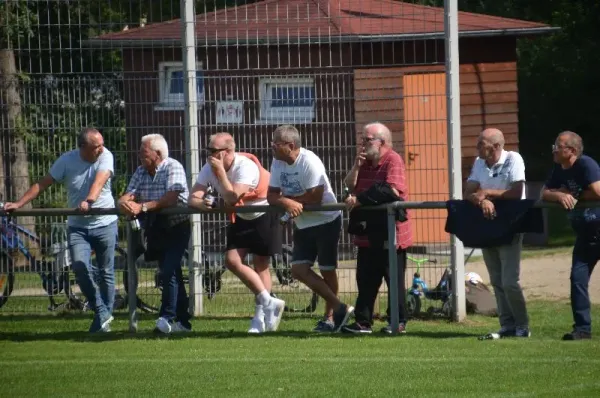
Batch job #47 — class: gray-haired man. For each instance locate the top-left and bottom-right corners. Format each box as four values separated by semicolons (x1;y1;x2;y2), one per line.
267;125;354;332
119;133;192;335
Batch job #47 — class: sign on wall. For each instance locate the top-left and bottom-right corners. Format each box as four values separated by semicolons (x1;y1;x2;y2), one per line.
215;100;244;124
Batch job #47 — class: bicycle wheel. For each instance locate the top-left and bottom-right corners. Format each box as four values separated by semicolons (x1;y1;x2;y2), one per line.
0;254;15;309
406;294;421;318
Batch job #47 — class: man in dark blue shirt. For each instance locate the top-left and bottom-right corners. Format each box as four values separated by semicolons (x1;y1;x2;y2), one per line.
542;131;600;340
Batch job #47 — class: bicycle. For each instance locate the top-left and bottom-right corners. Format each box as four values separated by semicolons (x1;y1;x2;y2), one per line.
406;248;479;318
0;202;142;312
405;255;447;318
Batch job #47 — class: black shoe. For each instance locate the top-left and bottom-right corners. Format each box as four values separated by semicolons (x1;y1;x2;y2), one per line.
342;322;373;334
562;331;592;341
332;303;354;332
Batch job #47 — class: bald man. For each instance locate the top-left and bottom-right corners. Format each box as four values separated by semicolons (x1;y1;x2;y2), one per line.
542;131;600;340
189;133;285;333
343;122;413;334
465;128;530;339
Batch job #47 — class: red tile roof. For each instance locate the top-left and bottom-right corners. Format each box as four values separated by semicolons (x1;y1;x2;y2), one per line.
91;0;555;44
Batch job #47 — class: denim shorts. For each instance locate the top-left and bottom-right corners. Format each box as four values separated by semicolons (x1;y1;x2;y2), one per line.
291;216;341;271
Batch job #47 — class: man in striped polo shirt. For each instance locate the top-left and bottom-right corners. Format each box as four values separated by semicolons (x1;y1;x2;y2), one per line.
342;122;413;334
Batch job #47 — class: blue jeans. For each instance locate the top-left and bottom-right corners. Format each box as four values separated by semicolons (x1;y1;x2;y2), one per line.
159;221;191;325
68;221;118;322
571;236;600;333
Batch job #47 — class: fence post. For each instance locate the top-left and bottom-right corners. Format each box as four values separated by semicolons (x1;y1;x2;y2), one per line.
387;202;400;335
181;0;204;316
126;223;138;332
444;0;466;322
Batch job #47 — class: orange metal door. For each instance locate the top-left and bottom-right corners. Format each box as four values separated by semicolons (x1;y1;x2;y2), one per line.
402;73;449;244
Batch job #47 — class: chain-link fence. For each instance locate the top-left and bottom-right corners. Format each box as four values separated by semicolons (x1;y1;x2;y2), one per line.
0;0;553;317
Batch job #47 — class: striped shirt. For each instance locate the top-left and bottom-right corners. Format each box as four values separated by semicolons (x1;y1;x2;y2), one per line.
125;157;190;225
353;149;413;249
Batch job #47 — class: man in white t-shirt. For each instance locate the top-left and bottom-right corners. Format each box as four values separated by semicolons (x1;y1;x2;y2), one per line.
464;128;530;340
267;125;354;333
189;133;285;333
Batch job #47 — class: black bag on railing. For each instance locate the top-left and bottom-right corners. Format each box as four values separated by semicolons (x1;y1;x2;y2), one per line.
141;209;190;262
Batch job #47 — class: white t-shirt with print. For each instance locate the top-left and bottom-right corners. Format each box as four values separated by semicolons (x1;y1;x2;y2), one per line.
467;150;526;199
269;147;341;229
196;154;268;220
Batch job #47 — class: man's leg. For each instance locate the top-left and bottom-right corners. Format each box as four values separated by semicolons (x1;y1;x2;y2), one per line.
174;224;192;329
482;246;515;333
156;223;190;333
498;234;529;336
68;227;109;332
566;237;599;339
382;248;408;333
292;217;352;332
343;247;383;333
89;221;118;316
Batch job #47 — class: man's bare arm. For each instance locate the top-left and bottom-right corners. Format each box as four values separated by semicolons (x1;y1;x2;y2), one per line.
285;185;324;205
13;175;55;207
481;181;525;200
86;170;111;202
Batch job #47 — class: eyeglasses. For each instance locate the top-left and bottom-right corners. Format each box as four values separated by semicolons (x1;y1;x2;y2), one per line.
552;144;573;152
362;137;380;143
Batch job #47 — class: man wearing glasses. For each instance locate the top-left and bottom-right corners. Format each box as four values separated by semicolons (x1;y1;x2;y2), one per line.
342;122;412;334
189;133;285;333
542;131;600;340
267;125;354;333
464;128;530;339
119;133;191;334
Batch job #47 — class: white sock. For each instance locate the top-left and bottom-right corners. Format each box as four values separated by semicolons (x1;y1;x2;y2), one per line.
257;290;271;306
255;304;265;319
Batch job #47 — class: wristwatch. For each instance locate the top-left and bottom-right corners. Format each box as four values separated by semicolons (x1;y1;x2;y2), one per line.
141;203;148;213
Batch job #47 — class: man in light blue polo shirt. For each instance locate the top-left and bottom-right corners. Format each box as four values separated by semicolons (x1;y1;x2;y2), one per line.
5;128;118;332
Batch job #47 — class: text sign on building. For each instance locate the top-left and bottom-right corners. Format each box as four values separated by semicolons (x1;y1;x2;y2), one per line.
215;100;244;124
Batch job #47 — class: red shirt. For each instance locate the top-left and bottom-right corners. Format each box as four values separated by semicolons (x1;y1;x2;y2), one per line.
353;149;413;249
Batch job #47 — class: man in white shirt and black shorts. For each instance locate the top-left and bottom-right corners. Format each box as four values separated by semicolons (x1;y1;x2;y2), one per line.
267;125;354;333
189;133;285;333
465;128;530;340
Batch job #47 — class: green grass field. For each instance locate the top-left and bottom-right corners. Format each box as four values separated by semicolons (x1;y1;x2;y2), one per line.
1;301;599;397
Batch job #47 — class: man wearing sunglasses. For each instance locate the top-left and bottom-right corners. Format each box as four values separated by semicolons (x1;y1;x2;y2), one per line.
189;133;285;333
267;125;354;333
542;131;600;340
464;128;530;340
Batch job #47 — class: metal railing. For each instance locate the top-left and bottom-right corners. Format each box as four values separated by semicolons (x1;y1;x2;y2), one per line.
2;199;596;334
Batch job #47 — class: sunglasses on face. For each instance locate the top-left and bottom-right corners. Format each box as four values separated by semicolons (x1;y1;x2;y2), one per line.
205;147;227;154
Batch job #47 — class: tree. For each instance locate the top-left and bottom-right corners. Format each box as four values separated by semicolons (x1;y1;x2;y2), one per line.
0;1;38;234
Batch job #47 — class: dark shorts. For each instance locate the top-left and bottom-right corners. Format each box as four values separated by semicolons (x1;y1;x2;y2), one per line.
291;216;341;271
226;212;282;257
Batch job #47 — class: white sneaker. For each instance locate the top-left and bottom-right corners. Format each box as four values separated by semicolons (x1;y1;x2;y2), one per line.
156;317;171;334
248;317;265;334
171;322;191;333
263;297;285;332
100;315;114;332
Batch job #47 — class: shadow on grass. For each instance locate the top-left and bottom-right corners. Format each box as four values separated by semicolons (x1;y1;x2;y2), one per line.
0;328;481;342
0;312;319;322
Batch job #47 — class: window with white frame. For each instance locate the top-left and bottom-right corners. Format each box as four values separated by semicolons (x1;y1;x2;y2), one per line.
258;77;315;122
157;61;205;108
